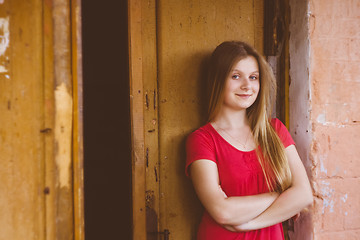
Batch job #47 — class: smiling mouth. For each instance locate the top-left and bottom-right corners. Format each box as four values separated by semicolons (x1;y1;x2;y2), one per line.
236;94;252;97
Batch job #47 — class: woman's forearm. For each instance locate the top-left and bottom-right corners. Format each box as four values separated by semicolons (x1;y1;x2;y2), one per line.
231;145;313;231
190;160;280;226
218;191;279;226
233;184;312;231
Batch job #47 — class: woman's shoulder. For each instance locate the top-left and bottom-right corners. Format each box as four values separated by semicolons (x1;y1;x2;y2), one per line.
187;123;214;140
270;118;286;131
270;118;295;147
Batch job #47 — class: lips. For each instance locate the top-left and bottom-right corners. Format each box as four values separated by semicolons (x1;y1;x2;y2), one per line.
235;93;252;98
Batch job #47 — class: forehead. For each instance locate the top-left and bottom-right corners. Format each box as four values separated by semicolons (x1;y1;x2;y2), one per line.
231;56;259;72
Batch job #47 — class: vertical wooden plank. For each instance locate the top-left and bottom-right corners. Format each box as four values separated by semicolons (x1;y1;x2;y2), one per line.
264;0;289;127
43;0;56;239
0;0;45;239
71;0;84;239
128;0;147;239
52;0;74;239
141;0;161;239
156;1;263;239
254;0;264;54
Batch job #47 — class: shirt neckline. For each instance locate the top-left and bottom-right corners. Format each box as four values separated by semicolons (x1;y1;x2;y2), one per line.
207;123;257;153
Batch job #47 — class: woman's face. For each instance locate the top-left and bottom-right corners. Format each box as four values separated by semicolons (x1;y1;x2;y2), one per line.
222;56;260;111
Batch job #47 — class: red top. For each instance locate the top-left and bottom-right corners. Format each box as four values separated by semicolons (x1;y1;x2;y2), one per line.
186;118;295;240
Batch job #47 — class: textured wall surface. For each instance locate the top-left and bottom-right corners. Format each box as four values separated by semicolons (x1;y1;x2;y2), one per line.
309;0;360;239
288;0;312;239
290;0;360;239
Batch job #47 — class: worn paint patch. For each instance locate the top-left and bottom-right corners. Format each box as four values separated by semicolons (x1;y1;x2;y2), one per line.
341;194;348;203
316;112;347;128
320;180;335;213
0;0;4;4
0;65;6;73
0;17;9;73
55;83;73;188
319;155;328;174
0;17;10;56
317;113;326;124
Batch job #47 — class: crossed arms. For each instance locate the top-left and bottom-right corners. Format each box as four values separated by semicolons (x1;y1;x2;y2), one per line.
189;145;313;231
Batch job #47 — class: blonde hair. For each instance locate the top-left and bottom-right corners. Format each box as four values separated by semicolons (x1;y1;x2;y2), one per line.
207;41;291;193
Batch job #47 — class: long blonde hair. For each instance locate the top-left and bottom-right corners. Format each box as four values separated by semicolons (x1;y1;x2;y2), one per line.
207;41;291;193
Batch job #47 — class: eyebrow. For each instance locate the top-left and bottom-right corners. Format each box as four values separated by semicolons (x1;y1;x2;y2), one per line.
232;69;259;74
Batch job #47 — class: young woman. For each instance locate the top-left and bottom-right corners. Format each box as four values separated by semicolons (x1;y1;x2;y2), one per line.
186;41;313;239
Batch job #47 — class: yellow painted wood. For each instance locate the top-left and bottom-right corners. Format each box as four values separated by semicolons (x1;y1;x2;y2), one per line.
0;1;45;239
156;1;264;239
129;0;265;238
43;0;57;239
71;0;85;239
141;0;161;239
51;1;75;239
44;0;76;239
128;0;147;239
0;1;80;239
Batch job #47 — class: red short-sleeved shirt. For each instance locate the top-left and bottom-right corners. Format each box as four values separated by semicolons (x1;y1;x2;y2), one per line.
186;118;295;240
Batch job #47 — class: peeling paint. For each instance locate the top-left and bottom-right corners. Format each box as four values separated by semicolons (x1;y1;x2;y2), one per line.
341;194;348;203
323;198;334;213
317;113;326;124
320;180;335;214
316;112;347;127
0;17;10;56
0;17;10;73
319;155;328;174
0;65;7;73
54;83;73;188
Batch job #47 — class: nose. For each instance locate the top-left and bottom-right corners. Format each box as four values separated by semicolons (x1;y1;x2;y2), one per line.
240;78;251;90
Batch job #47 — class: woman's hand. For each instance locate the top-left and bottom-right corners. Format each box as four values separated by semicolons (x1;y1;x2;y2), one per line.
292;212;300;222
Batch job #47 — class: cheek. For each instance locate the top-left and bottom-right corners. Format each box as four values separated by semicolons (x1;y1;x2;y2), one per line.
225;81;238;93
253;82;260;93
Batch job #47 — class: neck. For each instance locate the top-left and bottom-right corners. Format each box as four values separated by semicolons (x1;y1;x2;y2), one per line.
212;106;249;129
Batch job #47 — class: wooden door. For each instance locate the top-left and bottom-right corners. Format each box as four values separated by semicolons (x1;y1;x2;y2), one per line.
129;0;264;239
0;2;46;238
0;1;83;239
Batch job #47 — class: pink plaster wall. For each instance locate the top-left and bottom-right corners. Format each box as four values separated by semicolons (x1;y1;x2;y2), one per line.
309;0;360;238
289;0;360;239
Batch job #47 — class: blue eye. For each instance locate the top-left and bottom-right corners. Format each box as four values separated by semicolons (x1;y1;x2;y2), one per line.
250;75;258;80
232;75;240;80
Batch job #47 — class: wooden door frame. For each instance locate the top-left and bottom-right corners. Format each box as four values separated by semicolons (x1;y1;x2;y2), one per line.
71;0;84;239
128;0;147;239
44;0;84;239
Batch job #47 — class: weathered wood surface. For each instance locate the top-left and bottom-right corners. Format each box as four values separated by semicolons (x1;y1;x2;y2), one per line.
71;0;84;239
52;0;74;239
141;0;161;239
0;0;78;239
0;1;45;239
129;0;264;238
156;1;264;239
128;0;147;239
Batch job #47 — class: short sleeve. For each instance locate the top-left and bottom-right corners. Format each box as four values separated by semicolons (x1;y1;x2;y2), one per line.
271;118;295;148
185;129;217;177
